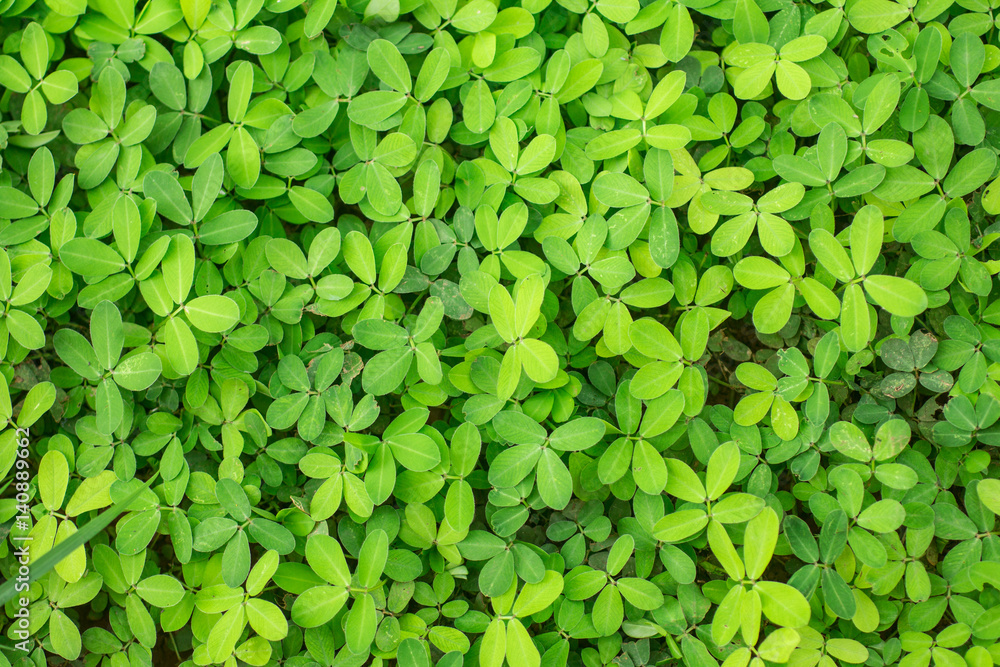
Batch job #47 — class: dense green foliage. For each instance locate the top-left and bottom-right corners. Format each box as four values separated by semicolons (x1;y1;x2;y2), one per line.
3;0;1000;665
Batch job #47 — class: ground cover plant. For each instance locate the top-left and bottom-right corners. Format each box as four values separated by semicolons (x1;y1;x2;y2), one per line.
4;0;1000;665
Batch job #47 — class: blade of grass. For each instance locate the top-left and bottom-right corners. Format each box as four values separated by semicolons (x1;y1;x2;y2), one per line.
0;472;159;606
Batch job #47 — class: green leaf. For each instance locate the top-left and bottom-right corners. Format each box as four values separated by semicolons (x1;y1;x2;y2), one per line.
618;578;664;610
847;0;908;33
856;499;905;532
944;148;997;198
653;509;709;542
49;609;82;659
513;570;564;617
113;353;163;391
185;295;240;332
744;507;779;580
978;479;1000;515
363;347;415;395
712;493;766;523
841;283;870;352
185;124;236;169
227;126;260;189
593;172;650;207
0;55;32;93
20;23;49;82
733;0;769;44
519;338;558;383
7;310;45;350
357;529;388;588
54;329;102;379
306;534;351;587
481;619;507;667
39;451;69;511
368;39;412;93
149;62;187;110
536;448;572;509
463;79;496;134
143;171;192;224
830;421;872;461
228;61;254;123
91;300;124;371
863;276;927;317
386;432;441;471
289;186;335;223
345;593;378;653
136;574;185;607
0;187;40;219
705;441;740;500
245;598;288;640
755;581;811;627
